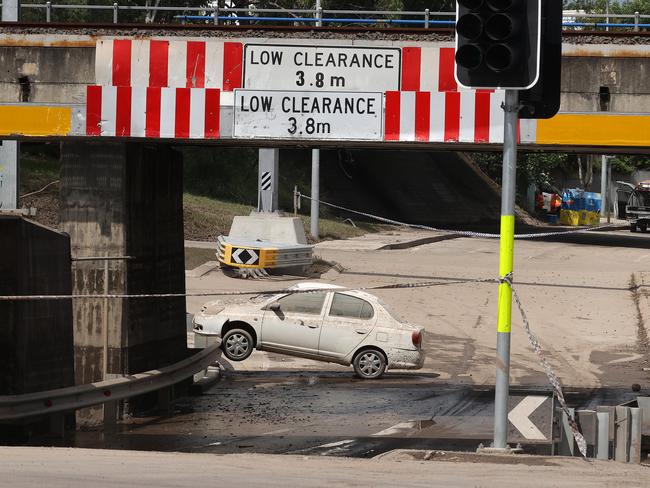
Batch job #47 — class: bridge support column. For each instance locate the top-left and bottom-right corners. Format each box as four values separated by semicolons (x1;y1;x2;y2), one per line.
60;141;187;425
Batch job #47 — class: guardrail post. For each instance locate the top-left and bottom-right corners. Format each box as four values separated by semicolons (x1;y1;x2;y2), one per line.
559;407;576;455
634;11;640;32
629;407;643;463
424;8;430;28
103;400;117;433
45;1;51;22
113;2;118;24
575;410;597;457
614;406;631;462
596;411;610;459
213;3;219;25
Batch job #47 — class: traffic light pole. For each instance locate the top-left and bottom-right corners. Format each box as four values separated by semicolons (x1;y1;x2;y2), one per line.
493;89;519;450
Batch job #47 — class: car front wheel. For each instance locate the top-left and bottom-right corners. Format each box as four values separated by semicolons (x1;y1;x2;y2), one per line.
222;329;254;361
353;349;386;379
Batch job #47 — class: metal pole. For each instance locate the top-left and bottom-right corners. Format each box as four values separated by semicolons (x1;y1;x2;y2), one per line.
310;149;320;240
113;2;118;23
315;0;322;26
601;155;608;218
213;3;219;25
493;89;519;449
103;253;109;379
634;11;640;32
1;0;19;21
46;1;51;22
607;162;612;223
605;0;609;32
424;8;430;28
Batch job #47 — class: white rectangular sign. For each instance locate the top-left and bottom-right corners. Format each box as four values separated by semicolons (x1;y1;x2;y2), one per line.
233;90;383;141
243;44;401;92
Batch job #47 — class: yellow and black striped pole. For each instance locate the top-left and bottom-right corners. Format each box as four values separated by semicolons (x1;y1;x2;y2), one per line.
493;89;519;450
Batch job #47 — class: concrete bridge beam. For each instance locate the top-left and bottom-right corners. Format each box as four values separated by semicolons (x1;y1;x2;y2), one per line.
59;141;187;425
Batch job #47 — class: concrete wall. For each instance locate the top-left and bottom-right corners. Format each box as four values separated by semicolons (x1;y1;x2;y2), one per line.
0;46;93;103
0;40;649;114
0;216;74;395
59;141;186;422
561;56;650;113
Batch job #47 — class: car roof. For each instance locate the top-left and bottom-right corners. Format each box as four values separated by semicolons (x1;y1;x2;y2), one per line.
288;282;345;291
286;283;378;302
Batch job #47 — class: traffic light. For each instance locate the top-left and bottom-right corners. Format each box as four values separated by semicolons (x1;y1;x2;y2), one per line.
519;0;562;119
455;0;542;90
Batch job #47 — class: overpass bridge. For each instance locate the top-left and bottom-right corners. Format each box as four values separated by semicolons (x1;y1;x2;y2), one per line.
0;24;649;151
1;20;649;432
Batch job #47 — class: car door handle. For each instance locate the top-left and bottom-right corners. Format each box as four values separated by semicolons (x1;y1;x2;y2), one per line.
307;324;319;329
355;328;370;334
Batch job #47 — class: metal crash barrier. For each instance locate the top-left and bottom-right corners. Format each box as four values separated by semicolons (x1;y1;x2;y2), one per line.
0;342;221;422
217;235;313;270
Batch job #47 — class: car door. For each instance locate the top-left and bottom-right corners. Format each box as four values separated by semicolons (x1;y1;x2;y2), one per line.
260;292;327;356
318;292;377;360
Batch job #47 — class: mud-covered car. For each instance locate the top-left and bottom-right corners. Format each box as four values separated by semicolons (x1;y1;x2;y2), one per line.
193;283;425;379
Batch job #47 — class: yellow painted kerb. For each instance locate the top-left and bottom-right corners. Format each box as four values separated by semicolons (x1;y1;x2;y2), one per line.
497;215;515;333
0;106;72;137
537;114;650;147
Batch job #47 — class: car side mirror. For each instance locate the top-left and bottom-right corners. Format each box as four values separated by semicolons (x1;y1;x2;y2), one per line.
268;302;281;312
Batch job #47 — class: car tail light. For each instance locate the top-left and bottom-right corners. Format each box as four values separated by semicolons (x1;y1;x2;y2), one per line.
411;330;422;348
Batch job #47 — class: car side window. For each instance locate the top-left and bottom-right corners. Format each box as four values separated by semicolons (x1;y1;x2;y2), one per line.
329;293;374;320
275;292;326;315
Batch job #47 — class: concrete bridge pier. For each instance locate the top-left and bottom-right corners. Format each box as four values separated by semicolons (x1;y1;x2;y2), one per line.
60;141;187;425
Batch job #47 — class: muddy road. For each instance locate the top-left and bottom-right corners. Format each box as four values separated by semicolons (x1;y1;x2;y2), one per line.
67;370;640;457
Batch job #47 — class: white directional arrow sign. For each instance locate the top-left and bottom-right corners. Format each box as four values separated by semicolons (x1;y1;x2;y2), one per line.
508;395;548;441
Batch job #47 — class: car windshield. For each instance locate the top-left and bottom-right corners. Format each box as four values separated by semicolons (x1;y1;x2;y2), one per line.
632;190;650;207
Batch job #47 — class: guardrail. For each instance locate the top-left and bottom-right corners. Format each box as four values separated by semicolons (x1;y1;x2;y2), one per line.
1;2;649;31
0;342;221;421
217;235;313;271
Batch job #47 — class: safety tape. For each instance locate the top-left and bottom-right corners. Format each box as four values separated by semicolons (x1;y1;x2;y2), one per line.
295;191;616;240
0;274;587;453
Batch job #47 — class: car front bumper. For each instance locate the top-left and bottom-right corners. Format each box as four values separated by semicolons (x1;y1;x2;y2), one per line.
386;347;425;370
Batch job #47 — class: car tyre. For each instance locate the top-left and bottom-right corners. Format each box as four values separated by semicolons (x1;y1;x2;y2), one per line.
640;224;648;233
631;224;638;232
353;349;386;379
222;328;254;361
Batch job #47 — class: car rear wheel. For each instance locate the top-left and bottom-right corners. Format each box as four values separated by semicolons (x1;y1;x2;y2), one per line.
222;329;254;361
353;349;386;379
640;224;648;233
631;224;638;232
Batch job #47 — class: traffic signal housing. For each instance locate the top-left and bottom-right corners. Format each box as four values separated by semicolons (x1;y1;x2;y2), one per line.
455;0;542;90
519;0;562;119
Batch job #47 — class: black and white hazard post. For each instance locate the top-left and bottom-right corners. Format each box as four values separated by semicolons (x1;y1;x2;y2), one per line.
257;148;279;212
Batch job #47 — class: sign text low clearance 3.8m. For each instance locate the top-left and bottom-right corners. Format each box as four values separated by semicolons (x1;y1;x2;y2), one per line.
233;90;383;141
243;44;402;92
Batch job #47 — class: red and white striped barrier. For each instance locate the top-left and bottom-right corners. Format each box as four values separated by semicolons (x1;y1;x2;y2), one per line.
384;90;505;143
86;85;221;139
400;46;459;92
95;39;243;90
